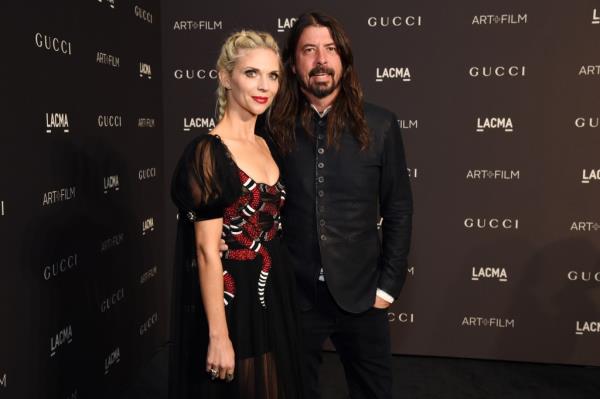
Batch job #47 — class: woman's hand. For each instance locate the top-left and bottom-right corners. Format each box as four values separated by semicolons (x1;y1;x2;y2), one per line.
219;238;229;258
206;334;235;381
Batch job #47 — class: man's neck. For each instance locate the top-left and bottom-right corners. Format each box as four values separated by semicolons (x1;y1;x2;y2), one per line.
301;87;339;113
310;104;331;118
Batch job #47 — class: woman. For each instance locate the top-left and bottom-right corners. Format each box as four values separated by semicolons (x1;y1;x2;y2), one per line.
170;30;303;398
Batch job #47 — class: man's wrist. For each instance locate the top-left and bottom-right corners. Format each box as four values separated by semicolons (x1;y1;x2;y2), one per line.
376;288;394;304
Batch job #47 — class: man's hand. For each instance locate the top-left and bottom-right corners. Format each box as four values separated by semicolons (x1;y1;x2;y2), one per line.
219;239;228;258
373;296;391;309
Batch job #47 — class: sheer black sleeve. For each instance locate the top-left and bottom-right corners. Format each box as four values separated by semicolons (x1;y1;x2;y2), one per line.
170;134;241;222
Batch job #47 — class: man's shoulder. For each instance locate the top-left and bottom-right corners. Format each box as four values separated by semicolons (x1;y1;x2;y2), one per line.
363;101;397;130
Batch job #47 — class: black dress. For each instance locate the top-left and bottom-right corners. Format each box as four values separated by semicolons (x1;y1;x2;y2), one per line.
169;133;303;399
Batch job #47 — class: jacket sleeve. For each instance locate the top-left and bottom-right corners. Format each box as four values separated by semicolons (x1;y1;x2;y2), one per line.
378;113;413;299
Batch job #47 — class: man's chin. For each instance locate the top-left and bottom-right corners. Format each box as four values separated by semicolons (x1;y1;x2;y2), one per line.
308;83;335;99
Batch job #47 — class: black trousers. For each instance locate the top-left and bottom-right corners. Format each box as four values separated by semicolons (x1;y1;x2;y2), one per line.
300;281;392;399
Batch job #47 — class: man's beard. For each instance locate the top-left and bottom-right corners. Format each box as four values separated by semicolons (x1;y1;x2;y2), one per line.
298;65;341;99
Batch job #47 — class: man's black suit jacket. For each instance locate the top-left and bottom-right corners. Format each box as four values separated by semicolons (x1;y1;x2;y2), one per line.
276;102;413;314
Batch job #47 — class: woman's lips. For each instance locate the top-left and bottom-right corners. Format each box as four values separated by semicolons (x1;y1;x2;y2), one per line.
252;96;268;104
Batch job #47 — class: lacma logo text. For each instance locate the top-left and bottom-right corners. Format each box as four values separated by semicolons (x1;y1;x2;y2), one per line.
46;113;70;133
582;169;600;184
104;347;121;375
576;321;600;335
376;67;411;82
471;267;508;282
476;117;514;133
183;117;216;131
277;17;297;32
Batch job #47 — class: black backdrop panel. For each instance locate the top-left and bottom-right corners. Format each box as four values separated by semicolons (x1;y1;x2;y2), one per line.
2;1;165;398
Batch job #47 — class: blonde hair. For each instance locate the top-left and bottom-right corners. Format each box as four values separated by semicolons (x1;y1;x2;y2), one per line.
215;30;281;121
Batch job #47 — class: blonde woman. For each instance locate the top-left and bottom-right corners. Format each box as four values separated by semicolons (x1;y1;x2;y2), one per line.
170;30;303;398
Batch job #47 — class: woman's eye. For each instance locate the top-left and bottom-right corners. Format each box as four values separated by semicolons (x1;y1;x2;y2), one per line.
245;70;257;77
269;73;279;80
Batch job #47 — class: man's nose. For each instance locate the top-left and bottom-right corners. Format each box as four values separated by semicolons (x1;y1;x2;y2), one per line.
315;48;327;65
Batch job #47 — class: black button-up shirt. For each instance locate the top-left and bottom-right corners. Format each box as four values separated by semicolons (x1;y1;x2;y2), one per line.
279;102;413;313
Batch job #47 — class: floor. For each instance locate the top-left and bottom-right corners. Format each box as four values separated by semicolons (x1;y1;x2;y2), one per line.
119;347;600;398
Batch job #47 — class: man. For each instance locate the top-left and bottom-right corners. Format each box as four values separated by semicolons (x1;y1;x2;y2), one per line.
266;11;413;399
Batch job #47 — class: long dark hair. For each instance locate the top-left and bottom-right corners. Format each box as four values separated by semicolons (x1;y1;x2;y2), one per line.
268;11;370;153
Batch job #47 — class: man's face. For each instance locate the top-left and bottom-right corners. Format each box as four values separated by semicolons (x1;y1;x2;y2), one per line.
293;25;343;102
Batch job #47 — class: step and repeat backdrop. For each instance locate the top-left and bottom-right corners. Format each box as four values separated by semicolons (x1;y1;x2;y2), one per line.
1;1;165;398
162;0;600;367
1;1;599;398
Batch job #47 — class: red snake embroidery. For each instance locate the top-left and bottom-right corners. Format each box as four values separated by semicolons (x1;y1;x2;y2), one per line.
222;170;285;308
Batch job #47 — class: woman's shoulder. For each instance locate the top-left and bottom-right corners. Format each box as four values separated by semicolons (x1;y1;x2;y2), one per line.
187;132;224;147
182;132;231;159
171;132;240;216
174;132;236;183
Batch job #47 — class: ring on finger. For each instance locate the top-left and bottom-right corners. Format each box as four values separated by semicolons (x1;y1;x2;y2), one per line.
208;368;218;380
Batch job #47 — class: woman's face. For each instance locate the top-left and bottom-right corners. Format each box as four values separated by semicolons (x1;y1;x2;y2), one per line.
222;47;280;117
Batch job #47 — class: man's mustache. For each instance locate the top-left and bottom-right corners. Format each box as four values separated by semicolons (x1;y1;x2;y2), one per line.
309;66;335;77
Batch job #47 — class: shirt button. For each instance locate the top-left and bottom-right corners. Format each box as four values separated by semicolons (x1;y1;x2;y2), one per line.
319;219;326;226
318;190;324;197
317;147;325;155
317;176;324;183
317;162;324;169
318;120;325;127
320;234;327;241
317;134;325;140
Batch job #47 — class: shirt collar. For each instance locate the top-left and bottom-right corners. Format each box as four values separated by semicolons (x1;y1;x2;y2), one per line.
310;104;332;119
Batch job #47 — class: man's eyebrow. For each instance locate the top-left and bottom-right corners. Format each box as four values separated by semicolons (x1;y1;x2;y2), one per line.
301;42;336;49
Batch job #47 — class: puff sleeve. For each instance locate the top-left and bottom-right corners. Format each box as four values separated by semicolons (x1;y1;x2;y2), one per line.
170;134;241;222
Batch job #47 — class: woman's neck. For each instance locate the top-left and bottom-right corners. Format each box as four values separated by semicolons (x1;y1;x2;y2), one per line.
218;108;257;142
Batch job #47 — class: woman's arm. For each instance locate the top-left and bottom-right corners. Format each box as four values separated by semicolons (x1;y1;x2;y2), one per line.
194;217;235;380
